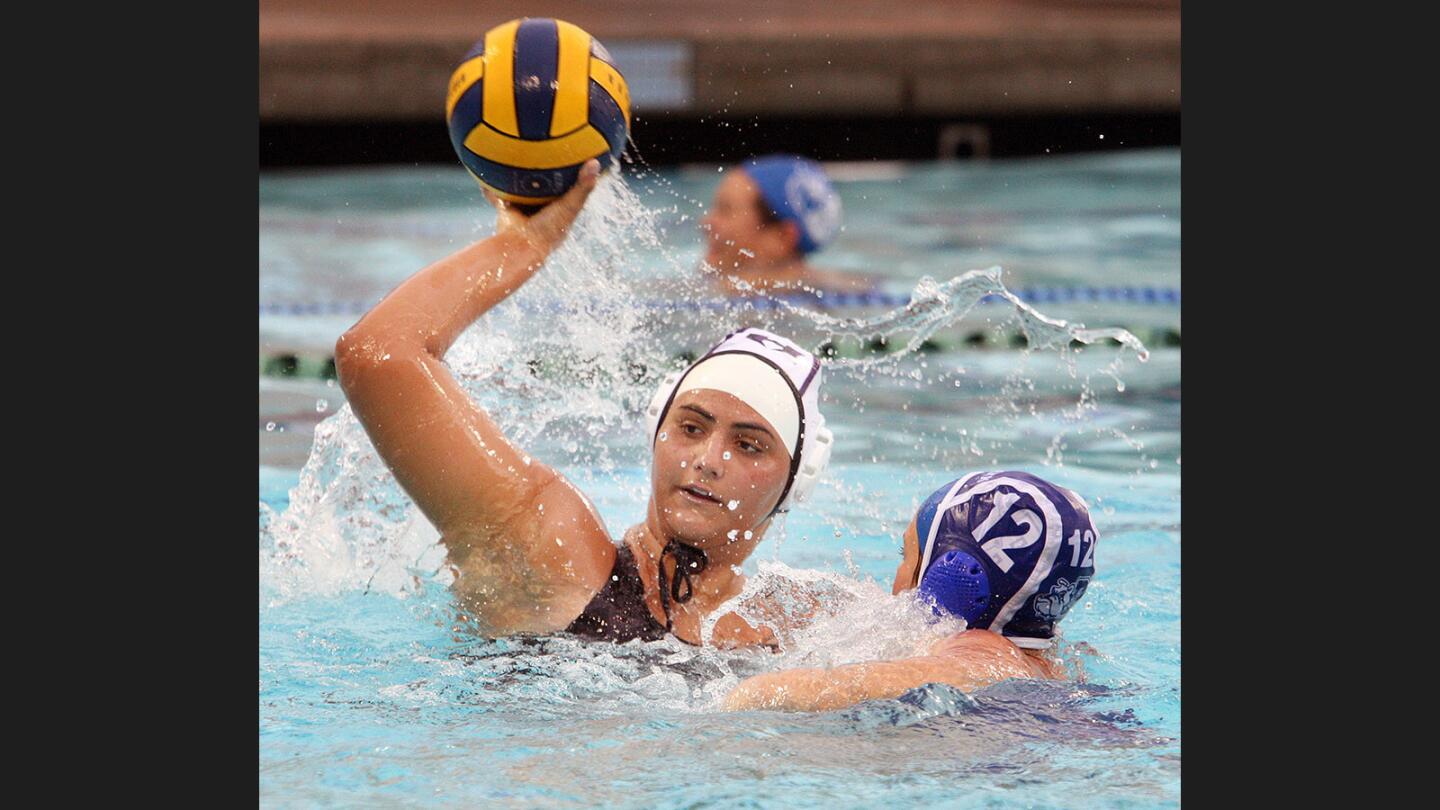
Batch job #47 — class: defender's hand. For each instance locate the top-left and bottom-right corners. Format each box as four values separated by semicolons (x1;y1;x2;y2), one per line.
710;611;781;652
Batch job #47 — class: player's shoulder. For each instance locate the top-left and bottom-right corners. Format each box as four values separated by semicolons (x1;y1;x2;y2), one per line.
928;628;1027;660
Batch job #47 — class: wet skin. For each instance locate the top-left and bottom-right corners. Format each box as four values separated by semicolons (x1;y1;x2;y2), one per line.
337;160;789;645
721;513;1066;711
892;518;924;594
649;388;792;552
634;388;793;646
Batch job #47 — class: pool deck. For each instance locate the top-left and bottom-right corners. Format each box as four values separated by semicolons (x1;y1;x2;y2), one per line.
259;0;1180;121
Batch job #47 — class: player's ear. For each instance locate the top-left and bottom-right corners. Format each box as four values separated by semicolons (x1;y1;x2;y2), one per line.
906;516;919;555
779;220;802;253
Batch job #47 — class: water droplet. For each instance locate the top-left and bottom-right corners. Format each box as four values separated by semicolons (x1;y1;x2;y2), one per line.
555;538;564;546
265;422;276;432
727;500;739;511
743;531;753;540
659;431;668;441
726;529;739;541
315;399;328;412
722;451;731;460
680;460;687;468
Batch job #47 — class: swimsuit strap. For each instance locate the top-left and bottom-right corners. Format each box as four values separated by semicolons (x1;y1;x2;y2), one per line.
657;539;709;632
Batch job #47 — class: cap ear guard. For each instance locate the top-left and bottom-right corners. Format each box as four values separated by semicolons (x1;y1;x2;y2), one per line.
917;549;992;626
776;418;831;511
644;371;684;444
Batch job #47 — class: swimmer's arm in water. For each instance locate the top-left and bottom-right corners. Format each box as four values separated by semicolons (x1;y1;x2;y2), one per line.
721;630;1046;712
337;161;615;634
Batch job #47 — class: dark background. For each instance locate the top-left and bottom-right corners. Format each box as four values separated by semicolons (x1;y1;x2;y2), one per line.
261;112;1180;167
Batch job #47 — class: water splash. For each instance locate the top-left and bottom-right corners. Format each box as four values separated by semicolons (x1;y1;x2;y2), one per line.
723;266;1148;368
702;560;965;672
261;171;1151;605
261;174;686;604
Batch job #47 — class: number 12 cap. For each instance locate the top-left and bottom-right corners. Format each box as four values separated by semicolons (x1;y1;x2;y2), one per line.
914;470;1098;649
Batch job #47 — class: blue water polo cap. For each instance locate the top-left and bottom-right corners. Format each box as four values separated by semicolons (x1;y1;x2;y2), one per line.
740;155;842;254
913;471;1098;649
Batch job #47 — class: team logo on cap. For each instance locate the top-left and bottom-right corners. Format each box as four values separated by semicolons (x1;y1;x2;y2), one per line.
745;332;804;358
785;168;841;248
1031;576;1089;621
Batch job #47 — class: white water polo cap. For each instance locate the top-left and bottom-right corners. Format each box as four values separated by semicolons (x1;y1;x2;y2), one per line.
645;328;832;513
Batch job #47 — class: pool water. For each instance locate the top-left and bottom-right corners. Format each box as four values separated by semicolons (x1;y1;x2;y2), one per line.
260;149;1179;364
260;150;1180;807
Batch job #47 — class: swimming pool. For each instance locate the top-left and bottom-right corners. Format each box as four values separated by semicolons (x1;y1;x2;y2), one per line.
260;149;1180;807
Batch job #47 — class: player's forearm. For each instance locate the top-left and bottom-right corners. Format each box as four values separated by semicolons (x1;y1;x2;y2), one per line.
722;656;996;713
723;663;917;712
723;668;827;711
339;230;547;365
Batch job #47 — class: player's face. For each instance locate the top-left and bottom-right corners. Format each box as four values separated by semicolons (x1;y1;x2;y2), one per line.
650;389;792;550
701;172;795;270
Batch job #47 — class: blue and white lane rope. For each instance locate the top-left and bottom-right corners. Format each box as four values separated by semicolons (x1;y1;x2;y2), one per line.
259;286;1180;317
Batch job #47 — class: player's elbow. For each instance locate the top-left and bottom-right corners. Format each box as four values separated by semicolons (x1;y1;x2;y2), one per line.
335;328;415;399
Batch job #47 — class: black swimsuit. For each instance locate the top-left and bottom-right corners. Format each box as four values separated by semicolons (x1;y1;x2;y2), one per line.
565;540;708;644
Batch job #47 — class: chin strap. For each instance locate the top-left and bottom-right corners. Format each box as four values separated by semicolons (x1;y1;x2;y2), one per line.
657;539;710;631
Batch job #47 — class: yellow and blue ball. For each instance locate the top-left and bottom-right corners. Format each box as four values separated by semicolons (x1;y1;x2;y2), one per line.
446;18;631;206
